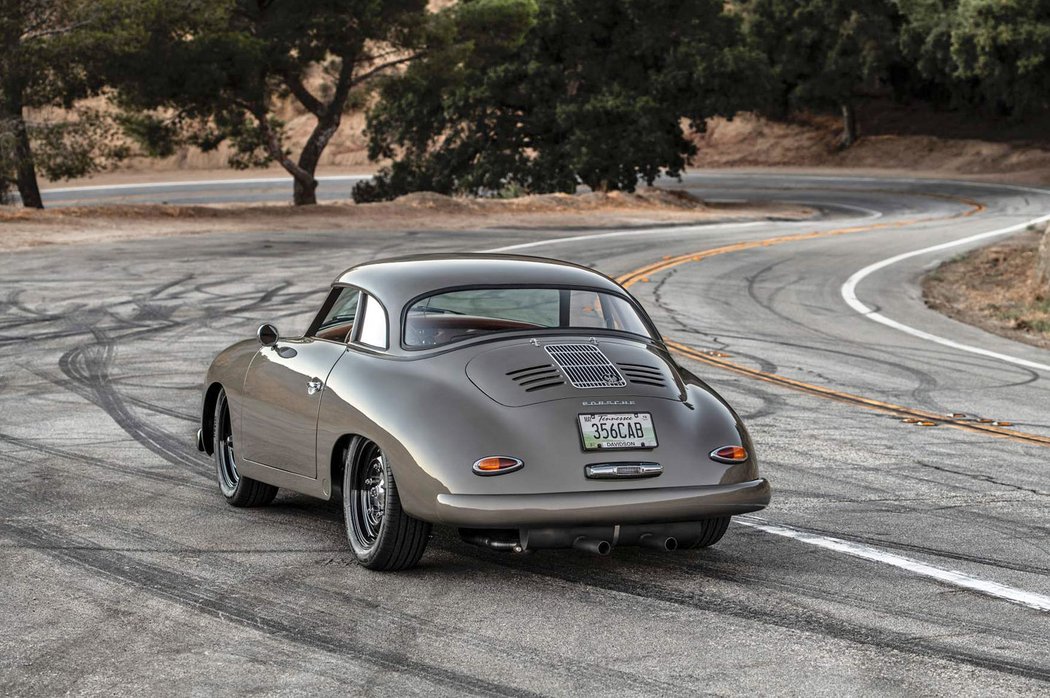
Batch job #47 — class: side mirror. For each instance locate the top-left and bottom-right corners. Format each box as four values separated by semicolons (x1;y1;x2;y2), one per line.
257;323;280;347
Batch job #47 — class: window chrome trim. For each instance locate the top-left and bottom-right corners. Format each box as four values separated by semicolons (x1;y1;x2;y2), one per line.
355;293;390;350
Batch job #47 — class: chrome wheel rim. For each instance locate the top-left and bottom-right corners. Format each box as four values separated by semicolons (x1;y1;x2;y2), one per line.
217;400;239;492
351;444;387;547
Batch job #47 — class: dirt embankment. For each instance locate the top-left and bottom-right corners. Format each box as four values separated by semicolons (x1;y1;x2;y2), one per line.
924;226;1050;350
0;189;814;252
691;109;1050;187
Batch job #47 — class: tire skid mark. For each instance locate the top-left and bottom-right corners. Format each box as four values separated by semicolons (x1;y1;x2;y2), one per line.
441;541;1050;684
118;393;197;422
0;499;678;697
0;430;210;492
742;257;946;408
434;529;1050;641
736;517;1050;613
0;518;539;698
915;460;1049;497
54;328;211;477
673;254;955;411
789;520;1050;576
676;327;1045;393
668;339;1050;447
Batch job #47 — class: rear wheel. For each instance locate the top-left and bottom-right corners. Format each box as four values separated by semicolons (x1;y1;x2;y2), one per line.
685;516;731;549
343;440;430;570
213;388;278;507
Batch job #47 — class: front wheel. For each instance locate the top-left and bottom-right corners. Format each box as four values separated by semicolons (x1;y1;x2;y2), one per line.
343;440;430;570
213;387;278;507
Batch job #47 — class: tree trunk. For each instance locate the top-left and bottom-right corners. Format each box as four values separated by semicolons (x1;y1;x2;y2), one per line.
293;174;318;206
249;103;320;207
14;118;43;209
292;115;342;206
840;103;858;149
2;90;43;209
1037;223;1050;296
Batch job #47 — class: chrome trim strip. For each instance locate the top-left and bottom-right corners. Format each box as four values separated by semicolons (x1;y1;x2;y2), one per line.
584;462;662;479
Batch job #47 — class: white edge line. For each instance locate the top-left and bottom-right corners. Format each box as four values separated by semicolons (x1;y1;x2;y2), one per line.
737;517;1050;612
482;220;767;253
482;201;881;254
700;173;1050;197
41;175;368;195
841;213;1050;373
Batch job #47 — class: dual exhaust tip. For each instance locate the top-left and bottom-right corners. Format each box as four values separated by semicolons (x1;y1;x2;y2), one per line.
572;534;678;555
461;527;684;554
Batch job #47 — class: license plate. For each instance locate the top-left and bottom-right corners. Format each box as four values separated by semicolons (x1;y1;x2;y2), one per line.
578;413;657;450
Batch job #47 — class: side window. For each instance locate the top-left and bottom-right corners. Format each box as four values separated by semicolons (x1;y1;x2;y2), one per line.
310;287;360;343
356;294;389;349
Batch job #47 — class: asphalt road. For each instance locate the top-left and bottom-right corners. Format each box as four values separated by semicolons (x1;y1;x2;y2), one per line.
3;173;1050;695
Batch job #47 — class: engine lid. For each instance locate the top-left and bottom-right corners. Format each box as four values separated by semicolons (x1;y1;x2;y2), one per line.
465;337;684;407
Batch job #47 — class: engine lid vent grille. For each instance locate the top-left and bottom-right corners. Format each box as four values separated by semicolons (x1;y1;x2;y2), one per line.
618;362;667;387
506;364;565;392
544;344;626;389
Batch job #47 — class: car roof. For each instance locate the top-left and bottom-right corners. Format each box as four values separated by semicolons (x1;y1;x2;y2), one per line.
333;254;626;307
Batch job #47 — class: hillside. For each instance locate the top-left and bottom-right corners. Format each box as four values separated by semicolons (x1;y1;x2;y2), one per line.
88;99;1050;187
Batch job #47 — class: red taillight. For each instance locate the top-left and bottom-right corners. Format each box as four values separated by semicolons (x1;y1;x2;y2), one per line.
709;445;748;463
472;456;524;476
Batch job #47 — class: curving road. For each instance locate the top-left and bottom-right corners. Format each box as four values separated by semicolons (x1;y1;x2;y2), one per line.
3;173;1050;695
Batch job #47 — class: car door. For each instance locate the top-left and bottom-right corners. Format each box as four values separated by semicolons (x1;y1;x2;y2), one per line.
239;287;360;477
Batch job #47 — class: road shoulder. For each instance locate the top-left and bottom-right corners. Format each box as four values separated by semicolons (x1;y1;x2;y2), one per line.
923;228;1050;351
0;189;813;252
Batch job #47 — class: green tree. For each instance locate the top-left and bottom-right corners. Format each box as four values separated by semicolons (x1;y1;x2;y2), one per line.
898;0;1050;117
738;0;900;146
952;0;1050;116
0;0;126;208
896;0;963;105
103;0;428;206
355;0;768;201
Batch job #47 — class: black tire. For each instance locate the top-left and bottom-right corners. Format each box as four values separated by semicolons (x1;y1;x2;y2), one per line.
685;516;731;549
343;440;430;570
213;388;278;507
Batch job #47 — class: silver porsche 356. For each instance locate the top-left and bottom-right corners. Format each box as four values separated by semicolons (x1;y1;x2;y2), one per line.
197;254;770;570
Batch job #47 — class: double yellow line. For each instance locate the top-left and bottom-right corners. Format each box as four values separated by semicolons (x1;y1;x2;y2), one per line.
617;195;1050;448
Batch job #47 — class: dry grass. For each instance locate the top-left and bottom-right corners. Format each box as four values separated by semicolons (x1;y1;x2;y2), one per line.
924;228;1050;350
691;111;1050;186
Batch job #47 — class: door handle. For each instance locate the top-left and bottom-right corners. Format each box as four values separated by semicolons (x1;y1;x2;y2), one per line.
307;377;324;395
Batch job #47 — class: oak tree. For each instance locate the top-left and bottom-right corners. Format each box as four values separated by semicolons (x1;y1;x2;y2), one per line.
105;0;429;205
738;0;900;146
0;0;125;208
355;0;767;200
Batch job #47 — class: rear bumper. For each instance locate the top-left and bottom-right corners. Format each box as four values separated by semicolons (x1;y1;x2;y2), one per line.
433;478;770;527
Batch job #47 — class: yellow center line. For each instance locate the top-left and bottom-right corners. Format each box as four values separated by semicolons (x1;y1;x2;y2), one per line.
618;195;984;287
616;196;1050;448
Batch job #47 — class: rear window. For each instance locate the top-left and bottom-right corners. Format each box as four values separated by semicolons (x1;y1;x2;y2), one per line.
404;287;652;348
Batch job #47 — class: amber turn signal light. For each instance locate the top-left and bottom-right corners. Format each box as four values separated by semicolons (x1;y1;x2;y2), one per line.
472;456;524;476
709;445;748;463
